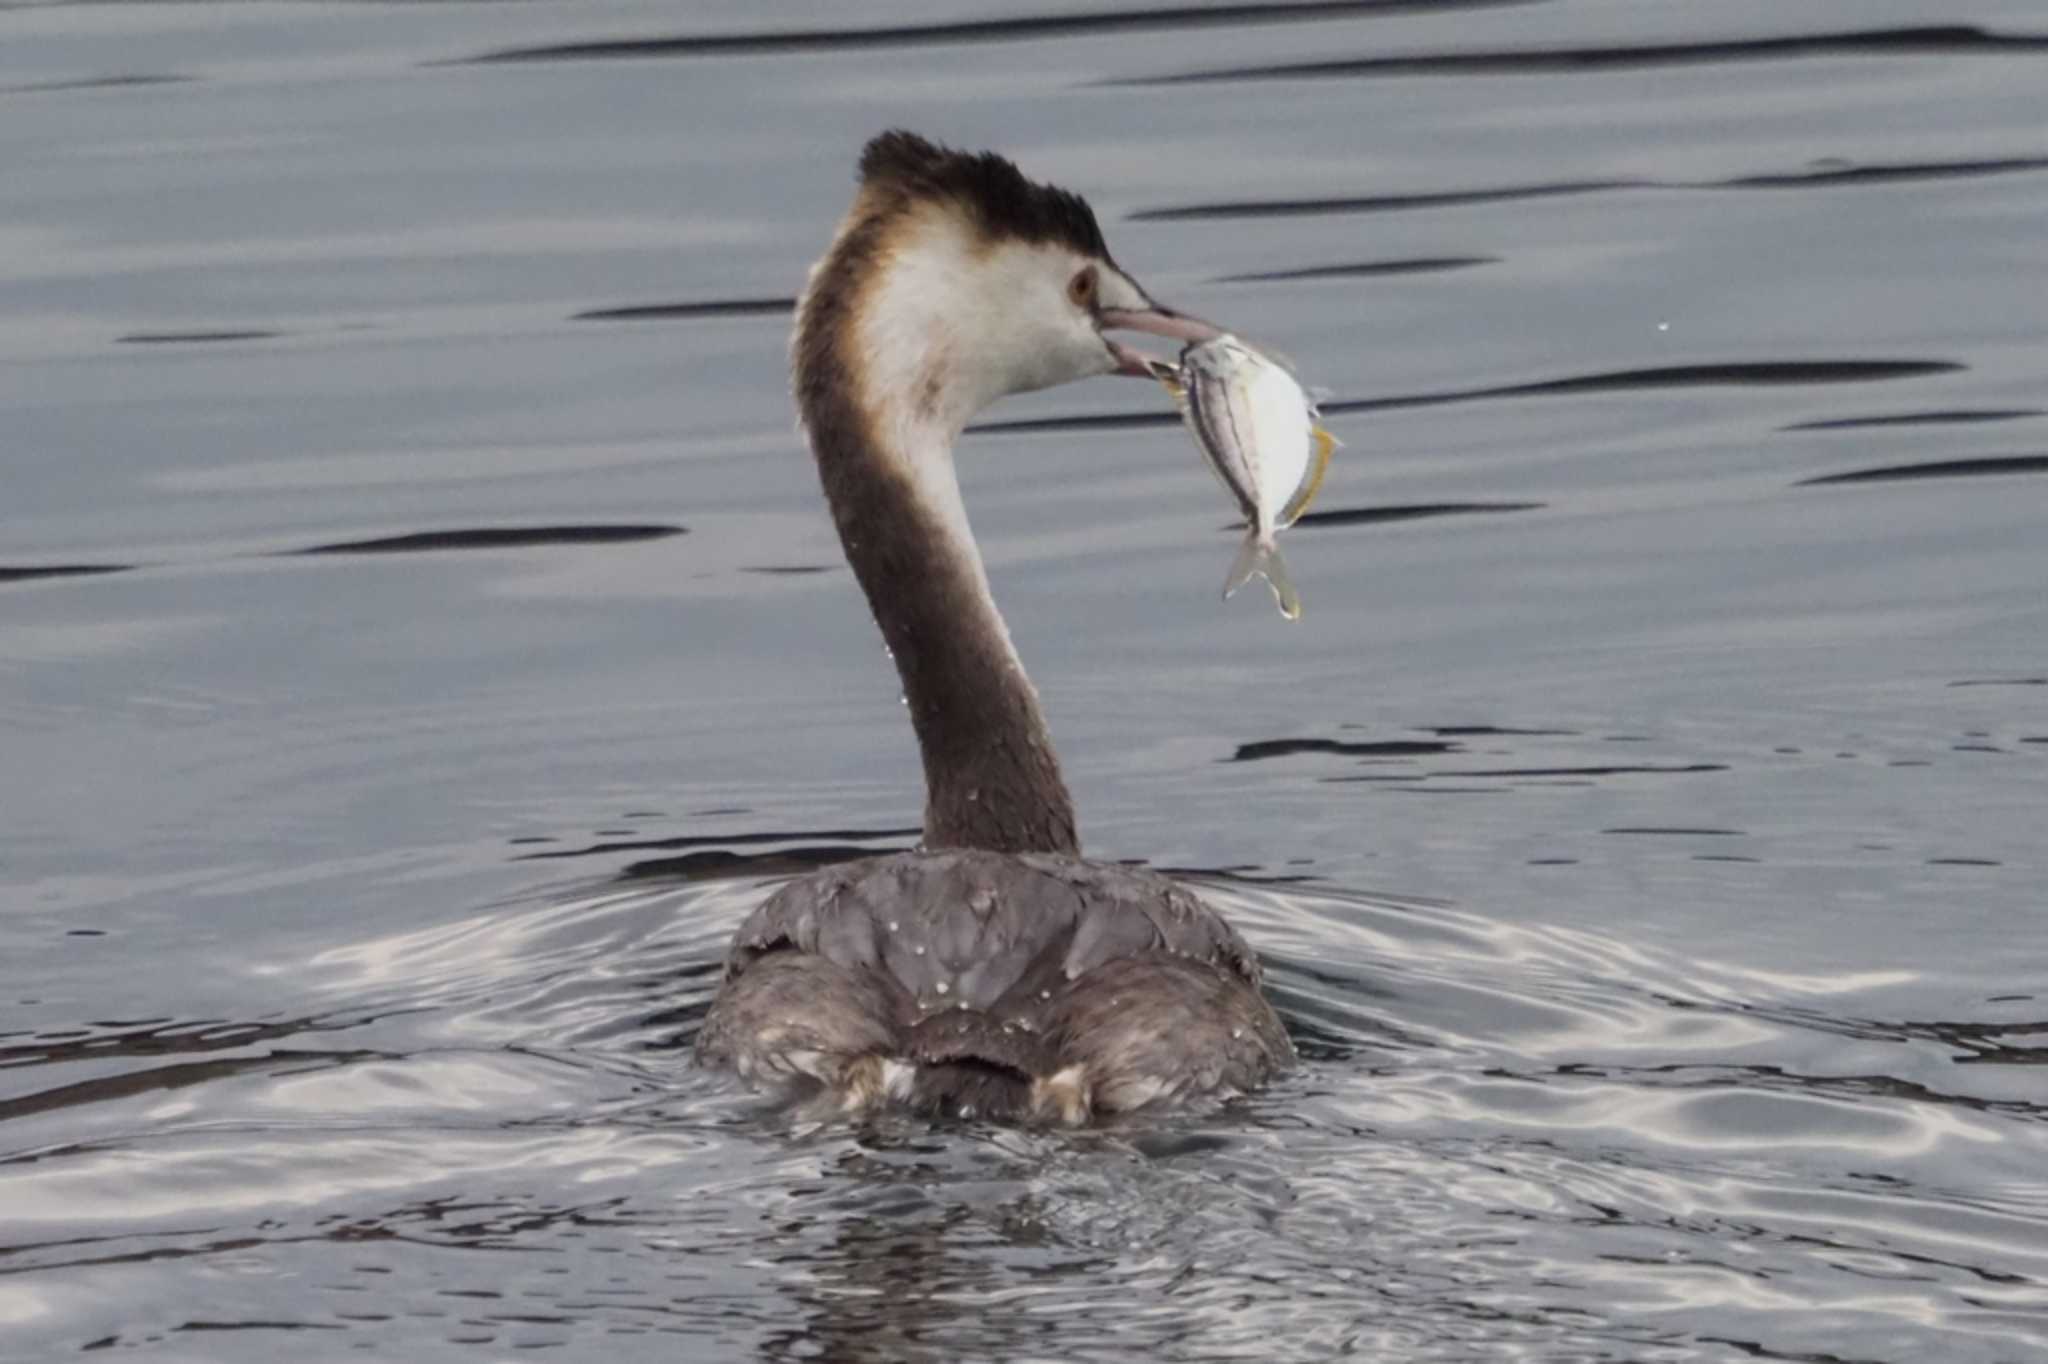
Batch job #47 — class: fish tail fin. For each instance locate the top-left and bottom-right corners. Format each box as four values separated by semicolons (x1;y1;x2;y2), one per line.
1223;532;1303;621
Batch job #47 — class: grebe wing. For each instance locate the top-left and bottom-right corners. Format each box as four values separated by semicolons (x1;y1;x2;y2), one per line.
718;849;1266;1013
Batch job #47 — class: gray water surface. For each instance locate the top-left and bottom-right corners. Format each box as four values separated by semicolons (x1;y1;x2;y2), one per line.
4;2;2046;1359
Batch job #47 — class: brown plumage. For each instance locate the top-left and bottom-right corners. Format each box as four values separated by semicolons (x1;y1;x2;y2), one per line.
696;851;1292;1121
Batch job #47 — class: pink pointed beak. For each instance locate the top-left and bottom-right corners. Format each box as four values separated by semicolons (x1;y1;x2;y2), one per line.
1099;306;1225;377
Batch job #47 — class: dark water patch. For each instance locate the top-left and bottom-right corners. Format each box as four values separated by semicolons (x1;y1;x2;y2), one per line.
1293;501;1543;528
1495;360;1958;395
1115;24;2048;84
2023;736;2048;743
1948;677;2045;687
1798;454;2048;486
1527;858;1577;865
290;525;685;555
571;298;792;322
740;565;834;575
115;330;280;345
1229;737;1459;762
0;1048;382;1125
619;844;908;882
1214;255;1496;283
1550;1060;2045;1119
1;73;193;97
1396;360;1965;408
974;362;1955;436
513;825;920;862
1602;826;1746;836
1131;177;1637;221
1424;725;1579;736
1726;156;2048;190
1436;763;1727;777
451;2;1527;65
0;1016;362;1071
1782;408;2042;431
0;564;132;585
1323;773;1424;782
1927;858;2002;867
1335;361;1967;414
1133;157;2048;221
970;408;1181;436
1156;864;1322;886
1320;361;1965;417
1694;854;1762;863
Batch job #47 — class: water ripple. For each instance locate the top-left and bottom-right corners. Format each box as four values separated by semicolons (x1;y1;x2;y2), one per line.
971;361;1962;436
1782;408;2043;431
0;565;131;587
572;297;793;322
1796;455;2048;487
289;525;685;555
114;330;281;346
451;1;1535;66
1114;23;2048;84
1215;254;1497;283
1294;500;1543;528
3;871;2041;1357
1132;158;2048;220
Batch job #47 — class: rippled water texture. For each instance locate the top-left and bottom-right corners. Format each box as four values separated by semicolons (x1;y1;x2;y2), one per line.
4;1;2045;1359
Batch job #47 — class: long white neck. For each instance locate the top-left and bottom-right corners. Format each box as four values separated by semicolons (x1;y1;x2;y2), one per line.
792;206;1079;856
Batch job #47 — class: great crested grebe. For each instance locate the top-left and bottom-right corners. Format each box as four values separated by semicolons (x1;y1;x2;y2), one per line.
695;131;1294;1122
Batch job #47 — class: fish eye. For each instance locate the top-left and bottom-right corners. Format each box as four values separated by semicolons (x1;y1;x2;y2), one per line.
1067;266;1097;310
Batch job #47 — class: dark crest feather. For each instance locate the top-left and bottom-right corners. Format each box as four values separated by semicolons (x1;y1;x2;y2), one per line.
858;129;1110;260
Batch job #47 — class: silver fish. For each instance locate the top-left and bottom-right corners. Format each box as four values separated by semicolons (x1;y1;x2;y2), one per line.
1156;335;1336;620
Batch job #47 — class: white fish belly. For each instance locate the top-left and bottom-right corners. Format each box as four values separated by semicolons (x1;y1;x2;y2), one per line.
1236;359;1313;535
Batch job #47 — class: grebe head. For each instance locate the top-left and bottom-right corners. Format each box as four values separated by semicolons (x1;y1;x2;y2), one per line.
798;130;1221;437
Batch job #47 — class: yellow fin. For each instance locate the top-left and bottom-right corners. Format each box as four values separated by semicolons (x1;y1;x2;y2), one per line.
1280;425;1338;527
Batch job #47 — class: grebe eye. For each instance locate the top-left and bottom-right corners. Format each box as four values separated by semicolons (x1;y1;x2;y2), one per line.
1068;267;1097;309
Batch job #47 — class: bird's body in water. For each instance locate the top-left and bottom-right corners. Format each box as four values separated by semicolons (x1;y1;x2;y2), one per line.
695;131;1293;1122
